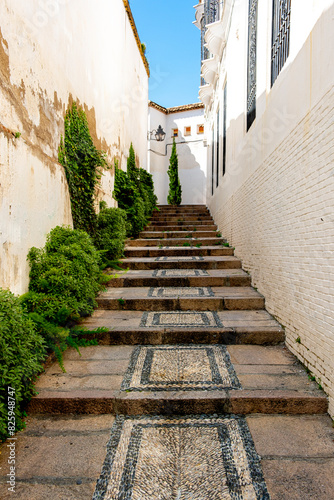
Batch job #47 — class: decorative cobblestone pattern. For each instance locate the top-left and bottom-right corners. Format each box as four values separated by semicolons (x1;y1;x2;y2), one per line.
148;286;214;297
155;256;204;261
140;311;223;328
152;269;209;277
93;415;270;500
121;345;241;391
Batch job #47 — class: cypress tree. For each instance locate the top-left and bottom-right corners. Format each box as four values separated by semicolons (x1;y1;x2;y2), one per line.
127;142;139;189
167;138;182;205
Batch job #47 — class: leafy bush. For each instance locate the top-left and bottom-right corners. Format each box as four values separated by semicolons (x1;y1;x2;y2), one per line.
22;226;102;324
167;138;182;205
58;102;109;235
113;144;157;237
95;206;128;262
0;289;46;442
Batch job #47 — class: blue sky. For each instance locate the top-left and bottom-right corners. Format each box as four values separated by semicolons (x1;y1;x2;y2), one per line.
129;0;201;108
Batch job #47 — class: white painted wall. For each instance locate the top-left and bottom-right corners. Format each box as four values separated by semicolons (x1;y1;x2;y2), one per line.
0;0;149;294
200;1;334;414
148;105;207;205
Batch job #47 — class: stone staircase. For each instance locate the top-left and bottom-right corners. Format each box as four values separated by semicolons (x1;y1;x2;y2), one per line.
2;205;333;500
29;205;327;416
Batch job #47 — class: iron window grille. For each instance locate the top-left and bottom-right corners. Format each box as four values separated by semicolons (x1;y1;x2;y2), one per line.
222;83;227;176
247;0;258;131
201;0;222;85
216;108;220;187
211;127;215;195
271;0;291;86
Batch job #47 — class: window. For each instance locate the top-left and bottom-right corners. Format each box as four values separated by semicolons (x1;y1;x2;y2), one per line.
247;0;258;131
172;128;178;138
222;83;227;176
271;0;291;86
197;124;205;134
184;126;191;136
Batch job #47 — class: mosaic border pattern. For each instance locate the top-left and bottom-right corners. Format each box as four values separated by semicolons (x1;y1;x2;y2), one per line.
155;256;204;262
121;345;241;392
139;311;223;328
147;286;215;298
152;269;209;277
93;414;270;500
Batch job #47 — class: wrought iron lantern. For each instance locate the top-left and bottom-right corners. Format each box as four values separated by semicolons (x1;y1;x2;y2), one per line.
148;125;166;142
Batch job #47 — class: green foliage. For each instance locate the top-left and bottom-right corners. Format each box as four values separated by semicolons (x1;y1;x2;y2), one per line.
0;289;46;442
22;226;102;324
216;231;222;237
95;207;128;262
113;143;157;237
167;139;182;206
58;102;109;235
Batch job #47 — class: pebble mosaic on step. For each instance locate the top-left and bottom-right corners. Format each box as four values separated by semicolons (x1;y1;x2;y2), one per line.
93;414;270;500
152;269;209;277
148;286;215;298
121;345;241;392
139;311;223;328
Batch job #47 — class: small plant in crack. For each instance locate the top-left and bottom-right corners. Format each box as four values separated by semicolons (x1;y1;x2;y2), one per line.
216;231;222;238
118;298;125;306
183;242;191;247
296;336;301;344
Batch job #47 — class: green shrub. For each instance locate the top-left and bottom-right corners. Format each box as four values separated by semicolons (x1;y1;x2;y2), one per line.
95;207;128;262
0;289;46;442
22;226;101;324
113;144;158;237
167;138;182;206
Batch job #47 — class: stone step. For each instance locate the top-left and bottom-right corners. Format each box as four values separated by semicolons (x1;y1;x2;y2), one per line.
152;211;211;217
155;206;210;213
150;212;213;222
28;345;327;416
126;237;227;247
119;256;242;271
145;225;218;231
140;230;220;239
158;205;208;209
96;286;265;311
104;269;251;288
147;221;217;228
81;309;284;345
124;246;234;258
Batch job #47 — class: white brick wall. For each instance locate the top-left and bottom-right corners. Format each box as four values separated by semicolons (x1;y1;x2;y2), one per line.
211;87;334;415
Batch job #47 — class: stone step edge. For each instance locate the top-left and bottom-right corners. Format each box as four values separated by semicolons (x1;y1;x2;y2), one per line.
77;326;285;346
105;277;251;287
124;249;235;257
96;296;265;311
28;389;328;416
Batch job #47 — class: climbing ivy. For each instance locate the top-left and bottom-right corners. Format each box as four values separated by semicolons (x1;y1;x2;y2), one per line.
167;138;182;206
58;102;109;235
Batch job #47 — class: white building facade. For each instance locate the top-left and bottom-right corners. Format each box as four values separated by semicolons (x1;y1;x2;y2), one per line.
148;102;207;205
195;0;334;414
0;0;149;294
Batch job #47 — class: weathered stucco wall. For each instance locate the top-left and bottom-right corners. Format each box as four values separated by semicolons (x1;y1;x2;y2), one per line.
0;0;149;294
148;104;207;205
204;2;334;414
